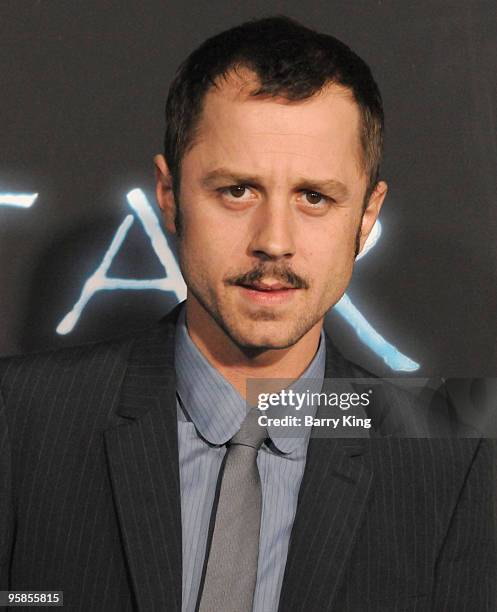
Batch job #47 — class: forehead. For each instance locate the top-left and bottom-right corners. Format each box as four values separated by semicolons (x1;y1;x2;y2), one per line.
184;70;365;188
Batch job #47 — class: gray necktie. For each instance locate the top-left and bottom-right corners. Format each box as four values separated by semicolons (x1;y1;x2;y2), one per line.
198;408;267;612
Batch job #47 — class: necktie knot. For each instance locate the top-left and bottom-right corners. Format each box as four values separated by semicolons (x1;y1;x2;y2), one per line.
228;408;267;451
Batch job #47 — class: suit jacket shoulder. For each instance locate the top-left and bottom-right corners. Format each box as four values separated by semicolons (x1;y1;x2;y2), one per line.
0;333;134;440
0;301;184;436
322;331;470;438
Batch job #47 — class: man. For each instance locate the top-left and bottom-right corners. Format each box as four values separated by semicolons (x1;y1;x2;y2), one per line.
0;16;496;612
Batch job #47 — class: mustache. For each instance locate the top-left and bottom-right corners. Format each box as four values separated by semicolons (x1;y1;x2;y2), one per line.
225;263;309;290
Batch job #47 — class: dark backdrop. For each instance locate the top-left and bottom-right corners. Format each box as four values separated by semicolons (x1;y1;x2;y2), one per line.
1;0;496;377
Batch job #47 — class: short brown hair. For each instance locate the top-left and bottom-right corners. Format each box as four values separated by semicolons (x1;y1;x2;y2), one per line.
164;15;384;202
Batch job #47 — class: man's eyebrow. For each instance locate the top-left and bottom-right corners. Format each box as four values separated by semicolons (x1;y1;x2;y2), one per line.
200;168;258;187
295;177;350;199
201;168;350;198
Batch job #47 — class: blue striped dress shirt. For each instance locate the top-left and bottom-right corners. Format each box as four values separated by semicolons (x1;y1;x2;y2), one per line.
174;305;326;612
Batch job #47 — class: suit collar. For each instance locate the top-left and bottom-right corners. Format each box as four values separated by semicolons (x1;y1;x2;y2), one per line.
112;300;183;421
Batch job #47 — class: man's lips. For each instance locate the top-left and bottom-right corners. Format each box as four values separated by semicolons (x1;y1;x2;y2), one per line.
235;280;300;305
238;281;296;291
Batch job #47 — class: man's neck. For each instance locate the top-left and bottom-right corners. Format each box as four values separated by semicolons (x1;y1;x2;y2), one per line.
184;298;323;398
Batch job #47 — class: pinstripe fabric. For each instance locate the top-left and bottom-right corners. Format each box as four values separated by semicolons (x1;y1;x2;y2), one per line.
174;305;325;612
0;391;14;591
0;339;137;611
0;301;495;611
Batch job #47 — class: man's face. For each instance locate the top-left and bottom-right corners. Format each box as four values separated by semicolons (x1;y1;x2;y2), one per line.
156;72;386;351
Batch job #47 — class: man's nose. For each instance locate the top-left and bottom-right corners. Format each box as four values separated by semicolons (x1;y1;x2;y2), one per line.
248;199;296;260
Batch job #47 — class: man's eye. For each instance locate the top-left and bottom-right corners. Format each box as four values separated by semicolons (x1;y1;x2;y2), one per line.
303;191;328;206
220;185;253;201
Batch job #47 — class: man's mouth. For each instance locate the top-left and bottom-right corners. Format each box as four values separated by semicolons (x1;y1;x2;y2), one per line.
239;281;295;292
233;279;301;305
229;269;306;306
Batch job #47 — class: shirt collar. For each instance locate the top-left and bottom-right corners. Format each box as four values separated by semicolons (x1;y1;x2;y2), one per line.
174;304;326;454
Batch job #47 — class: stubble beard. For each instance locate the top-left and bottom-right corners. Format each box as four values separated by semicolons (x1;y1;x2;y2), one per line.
175;199;364;353
186;278;322;354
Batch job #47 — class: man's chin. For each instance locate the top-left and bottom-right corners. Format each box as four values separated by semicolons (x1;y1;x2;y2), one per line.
225;323;304;352
240;338;295;351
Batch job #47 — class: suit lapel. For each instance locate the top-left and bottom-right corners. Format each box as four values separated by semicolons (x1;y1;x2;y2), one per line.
278;336;374;611
104;303;184;612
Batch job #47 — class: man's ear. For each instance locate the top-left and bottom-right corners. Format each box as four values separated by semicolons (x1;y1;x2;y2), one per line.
357;180;388;255
154;154;177;234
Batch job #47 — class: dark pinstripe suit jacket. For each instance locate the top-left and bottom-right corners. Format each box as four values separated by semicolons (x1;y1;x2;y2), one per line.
1;303;496;611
